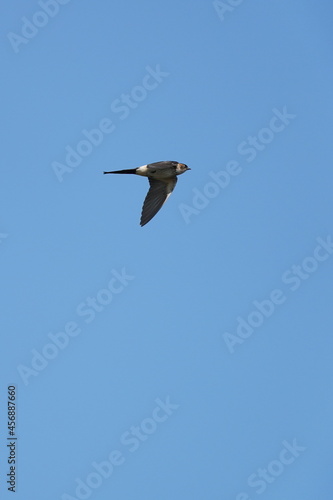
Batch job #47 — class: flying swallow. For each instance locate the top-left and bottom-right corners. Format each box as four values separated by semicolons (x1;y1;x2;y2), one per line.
104;161;190;226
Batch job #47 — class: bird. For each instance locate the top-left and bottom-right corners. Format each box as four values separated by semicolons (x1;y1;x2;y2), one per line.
104;161;191;226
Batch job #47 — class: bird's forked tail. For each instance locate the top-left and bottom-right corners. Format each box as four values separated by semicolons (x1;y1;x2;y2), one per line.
103;169;137;174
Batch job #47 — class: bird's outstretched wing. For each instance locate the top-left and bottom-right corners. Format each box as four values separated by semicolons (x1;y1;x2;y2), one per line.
140;177;177;226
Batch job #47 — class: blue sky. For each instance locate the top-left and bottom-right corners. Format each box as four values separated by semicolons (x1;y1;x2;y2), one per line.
1;1;333;499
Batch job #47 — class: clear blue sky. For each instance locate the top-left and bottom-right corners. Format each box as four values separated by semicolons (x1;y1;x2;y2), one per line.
1;1;333;499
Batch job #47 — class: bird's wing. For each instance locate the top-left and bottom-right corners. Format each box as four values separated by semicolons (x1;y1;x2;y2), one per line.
140;177;177;226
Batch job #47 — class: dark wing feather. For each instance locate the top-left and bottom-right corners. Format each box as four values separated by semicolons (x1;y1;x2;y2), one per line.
140;177;177;226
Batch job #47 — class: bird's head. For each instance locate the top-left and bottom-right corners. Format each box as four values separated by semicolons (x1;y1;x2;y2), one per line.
177;163;191;174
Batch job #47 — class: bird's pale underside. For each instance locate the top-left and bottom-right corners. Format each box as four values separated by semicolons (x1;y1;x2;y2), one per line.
104;161;190;226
